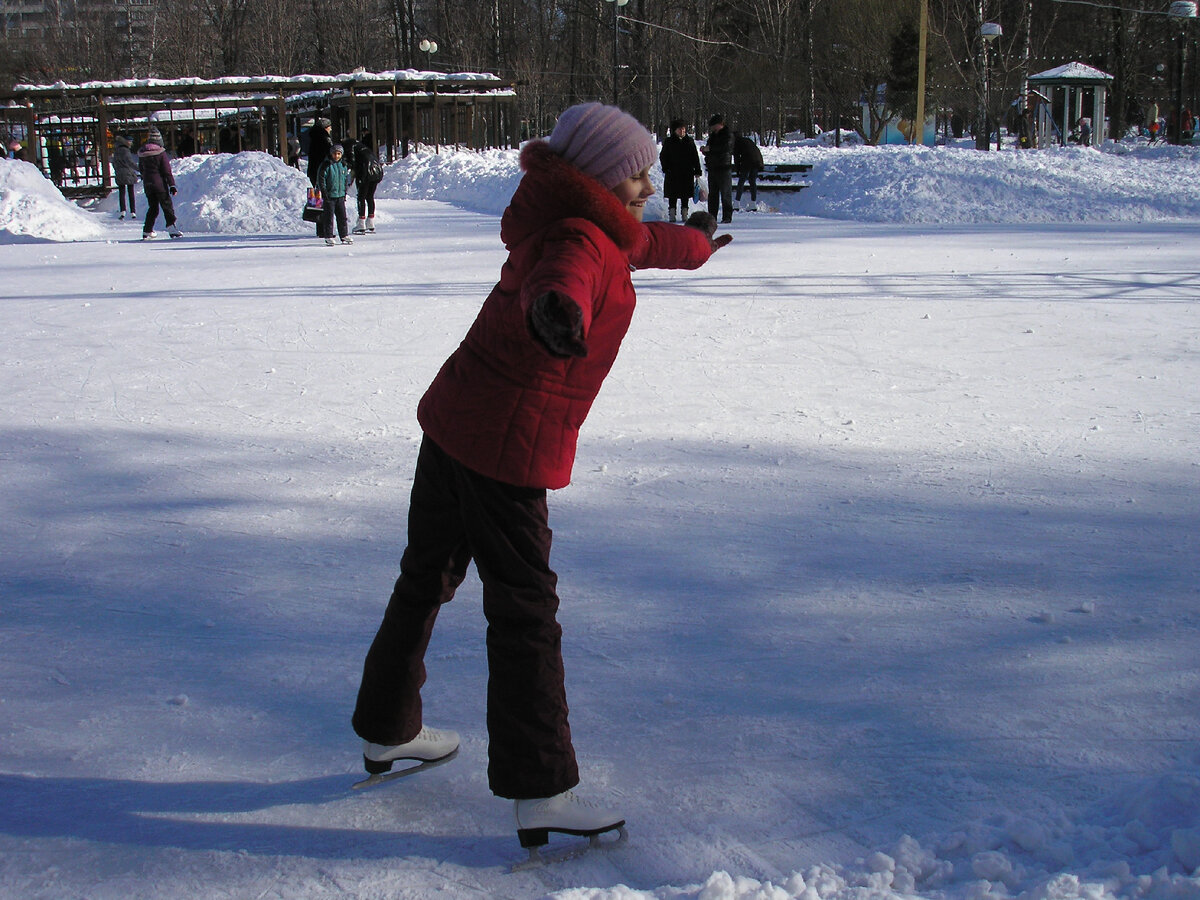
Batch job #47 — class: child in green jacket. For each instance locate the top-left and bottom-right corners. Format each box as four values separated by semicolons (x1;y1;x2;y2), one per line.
316;144;353;245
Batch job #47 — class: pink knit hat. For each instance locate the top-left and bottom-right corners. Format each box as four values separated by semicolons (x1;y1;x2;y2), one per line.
546;102;657;190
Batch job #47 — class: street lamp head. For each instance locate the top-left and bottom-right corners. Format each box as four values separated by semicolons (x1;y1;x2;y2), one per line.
420;39;438;53
1168;1;1197;18
981;22;1003;42
604;0;630;5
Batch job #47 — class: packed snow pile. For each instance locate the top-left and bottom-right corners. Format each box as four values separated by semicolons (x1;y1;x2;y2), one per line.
763;142;1200;223
0;158;106;241
377;146;524;217
169;151;312;234
104;150;313;235
382;140;1200;225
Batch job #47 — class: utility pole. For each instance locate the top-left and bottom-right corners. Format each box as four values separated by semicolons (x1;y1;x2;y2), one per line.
914;0;928;145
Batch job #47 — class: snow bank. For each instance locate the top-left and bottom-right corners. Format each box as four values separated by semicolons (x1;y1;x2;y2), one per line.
381;140;1200;226
546;773;1200;900
767;143;1200;223
6;138;1200;243
92;150;312;235
165;151;313;235
0;158;106;241
376;146;524;216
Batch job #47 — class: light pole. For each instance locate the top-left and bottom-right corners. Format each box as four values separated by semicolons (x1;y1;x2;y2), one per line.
981;22;1003;150
1169;1;1197;144
603;0;630;106
419;38;438;69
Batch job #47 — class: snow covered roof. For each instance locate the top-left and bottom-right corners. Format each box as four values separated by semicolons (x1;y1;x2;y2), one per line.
12;68;504;94
1029;62;1114;84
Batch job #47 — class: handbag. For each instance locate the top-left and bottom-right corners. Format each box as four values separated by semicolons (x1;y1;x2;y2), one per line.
302;187;323;222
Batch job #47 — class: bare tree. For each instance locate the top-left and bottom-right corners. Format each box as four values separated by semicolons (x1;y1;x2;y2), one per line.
729;0;808;142
243;0;310;75
198;0;252;75
9;0;1187;151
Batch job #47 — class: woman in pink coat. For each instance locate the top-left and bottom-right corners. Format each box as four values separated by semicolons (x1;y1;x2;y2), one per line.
352;103;731;853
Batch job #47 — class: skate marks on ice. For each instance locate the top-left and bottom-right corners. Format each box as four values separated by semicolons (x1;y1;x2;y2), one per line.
645;268;1200;307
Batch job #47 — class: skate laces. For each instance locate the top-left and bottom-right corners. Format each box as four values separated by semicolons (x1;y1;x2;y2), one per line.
536;790;599;813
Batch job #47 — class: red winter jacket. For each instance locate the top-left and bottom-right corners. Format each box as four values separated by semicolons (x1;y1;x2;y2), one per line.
417;141;715;490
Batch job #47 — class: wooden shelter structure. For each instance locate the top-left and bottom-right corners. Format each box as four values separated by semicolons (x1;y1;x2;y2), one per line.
1029;62;1113;148
0;69;517;197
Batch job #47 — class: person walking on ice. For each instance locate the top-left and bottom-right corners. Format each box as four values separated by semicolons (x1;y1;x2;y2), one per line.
350;101;731;859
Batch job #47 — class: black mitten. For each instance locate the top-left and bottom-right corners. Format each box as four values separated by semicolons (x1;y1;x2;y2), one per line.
685;210;717;238
685;210;733;251
529;291;588;358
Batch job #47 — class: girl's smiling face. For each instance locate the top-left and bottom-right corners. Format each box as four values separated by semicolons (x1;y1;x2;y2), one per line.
611;166;655;221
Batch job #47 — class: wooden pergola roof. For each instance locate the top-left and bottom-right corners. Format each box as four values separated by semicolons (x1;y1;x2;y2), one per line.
3;69;514;102
0;68;518;195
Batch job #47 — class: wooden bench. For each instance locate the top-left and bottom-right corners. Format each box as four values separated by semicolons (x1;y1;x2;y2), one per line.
755;163;813;192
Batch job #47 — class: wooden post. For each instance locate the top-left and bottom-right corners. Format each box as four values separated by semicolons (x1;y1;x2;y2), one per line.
23;101;39;173
97;96;111;192
190;89;198;152
433;82;440;152
411;91;420;150
914;0;928;145
276;93;287;159
390;85;399;163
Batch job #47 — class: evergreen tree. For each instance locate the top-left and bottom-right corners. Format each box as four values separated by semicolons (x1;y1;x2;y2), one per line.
887;17;921;124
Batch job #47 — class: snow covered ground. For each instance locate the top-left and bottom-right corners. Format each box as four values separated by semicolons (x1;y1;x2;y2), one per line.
1;138;1198;900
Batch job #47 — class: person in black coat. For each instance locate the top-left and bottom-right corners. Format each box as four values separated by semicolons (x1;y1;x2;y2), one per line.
733;132;764;207
306;118;333;187
700;114;734;223
177;127;197;157
352;131;382;234
658;118;702;223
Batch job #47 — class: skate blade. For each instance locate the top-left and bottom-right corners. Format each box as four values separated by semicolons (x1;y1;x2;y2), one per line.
350;747;458;790
511;824;627;872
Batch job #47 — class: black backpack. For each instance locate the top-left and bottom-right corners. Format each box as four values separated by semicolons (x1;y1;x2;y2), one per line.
363;155;384;183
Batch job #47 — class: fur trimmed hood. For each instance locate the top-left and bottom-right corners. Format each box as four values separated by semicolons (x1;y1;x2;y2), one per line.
501;141;644;254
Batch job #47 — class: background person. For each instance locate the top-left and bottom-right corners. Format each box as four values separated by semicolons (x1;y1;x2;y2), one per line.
659;118;702;223
700;113;734;223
